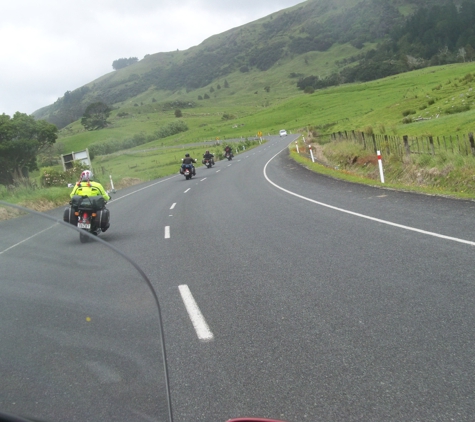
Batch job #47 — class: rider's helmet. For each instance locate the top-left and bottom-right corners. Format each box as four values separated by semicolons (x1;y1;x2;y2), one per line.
80;170;93;181
206;150;209;154
185;153;190;157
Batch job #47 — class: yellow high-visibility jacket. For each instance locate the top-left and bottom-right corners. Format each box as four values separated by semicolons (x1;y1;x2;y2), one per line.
70;181;110;201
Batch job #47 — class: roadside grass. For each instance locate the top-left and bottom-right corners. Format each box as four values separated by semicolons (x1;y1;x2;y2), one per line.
0;184;72;209
290;141;475;200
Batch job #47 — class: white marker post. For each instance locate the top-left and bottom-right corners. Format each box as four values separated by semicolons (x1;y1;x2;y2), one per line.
309;146;315;163
377;150;385;183
295;141;299;154
109;175;116;193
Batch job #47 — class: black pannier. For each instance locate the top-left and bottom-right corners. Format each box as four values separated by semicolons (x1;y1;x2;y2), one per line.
63;207;77;225
94;208;110;230
70;195;105;211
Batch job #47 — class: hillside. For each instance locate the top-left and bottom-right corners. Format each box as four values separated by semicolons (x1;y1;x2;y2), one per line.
33;0;475;130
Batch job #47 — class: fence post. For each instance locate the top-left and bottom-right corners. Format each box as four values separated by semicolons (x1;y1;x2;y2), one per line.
403;135;410;155
361;132;366;150
429;136;435;155
372;134;377;154
469;133;475;156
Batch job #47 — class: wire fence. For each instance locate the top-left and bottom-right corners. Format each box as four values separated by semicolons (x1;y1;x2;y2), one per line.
312;131;475;157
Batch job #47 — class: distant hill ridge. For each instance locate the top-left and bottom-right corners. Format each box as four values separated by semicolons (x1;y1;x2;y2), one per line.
34;0;475;128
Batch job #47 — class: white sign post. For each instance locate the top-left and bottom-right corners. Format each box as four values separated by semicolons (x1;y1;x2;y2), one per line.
109;175;116;193
377;150;385;183
309;146;315;163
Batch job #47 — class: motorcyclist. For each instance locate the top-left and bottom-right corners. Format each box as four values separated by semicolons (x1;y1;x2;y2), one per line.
202;150;215;165
181;153;197;175
224;145;233;158
69;170;111;231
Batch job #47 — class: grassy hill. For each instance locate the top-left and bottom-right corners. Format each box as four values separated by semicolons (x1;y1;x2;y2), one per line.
35;0;470;128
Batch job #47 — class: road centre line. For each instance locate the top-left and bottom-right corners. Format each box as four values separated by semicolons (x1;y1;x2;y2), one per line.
200;178;207;182
264;147;475;247
184;188;191;193
178;284;214;342
170;203;176;210
108;175;177;204
165;226;170;239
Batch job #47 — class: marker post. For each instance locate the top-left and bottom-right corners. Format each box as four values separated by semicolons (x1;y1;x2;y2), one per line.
377;150;385;183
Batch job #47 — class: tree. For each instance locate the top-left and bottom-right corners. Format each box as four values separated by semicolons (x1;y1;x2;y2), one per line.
81;102;111;130
112;57;138;70
0;112;58;185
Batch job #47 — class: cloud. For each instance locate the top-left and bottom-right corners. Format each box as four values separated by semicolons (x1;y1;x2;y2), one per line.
0;0;304;116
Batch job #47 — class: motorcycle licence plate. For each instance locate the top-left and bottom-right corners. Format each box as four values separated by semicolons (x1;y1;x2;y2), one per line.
78;223;91;229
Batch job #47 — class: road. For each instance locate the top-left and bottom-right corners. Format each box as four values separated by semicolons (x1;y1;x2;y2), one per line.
2;135;475;421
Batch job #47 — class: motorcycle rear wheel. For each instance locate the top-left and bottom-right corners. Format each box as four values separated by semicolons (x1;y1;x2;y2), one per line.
79;232;89;243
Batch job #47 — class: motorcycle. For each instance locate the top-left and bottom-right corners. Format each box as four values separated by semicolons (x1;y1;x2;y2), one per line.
63;195;110;243
203;158;213;168
180;163;195;180
225;151;233;161
0;201;289;422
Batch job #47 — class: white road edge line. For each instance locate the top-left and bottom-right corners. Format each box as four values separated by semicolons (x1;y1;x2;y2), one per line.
263;146;475;247
165;226;170;239
0;225;56;255
178;284;214;342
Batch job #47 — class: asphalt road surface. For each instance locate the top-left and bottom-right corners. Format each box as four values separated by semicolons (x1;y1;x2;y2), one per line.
2;135;475;422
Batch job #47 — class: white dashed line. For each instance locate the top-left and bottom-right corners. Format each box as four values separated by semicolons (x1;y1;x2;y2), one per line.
184;188;191;193
170;203;176;209
165;226;170;239
178;284;214;342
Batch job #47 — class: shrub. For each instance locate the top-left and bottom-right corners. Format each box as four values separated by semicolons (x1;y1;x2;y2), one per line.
41;163;89;187
364;126;374;135
445;104;470;114
402;109;416;116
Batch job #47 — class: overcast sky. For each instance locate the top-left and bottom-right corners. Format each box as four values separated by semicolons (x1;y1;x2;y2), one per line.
1;0;305;117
